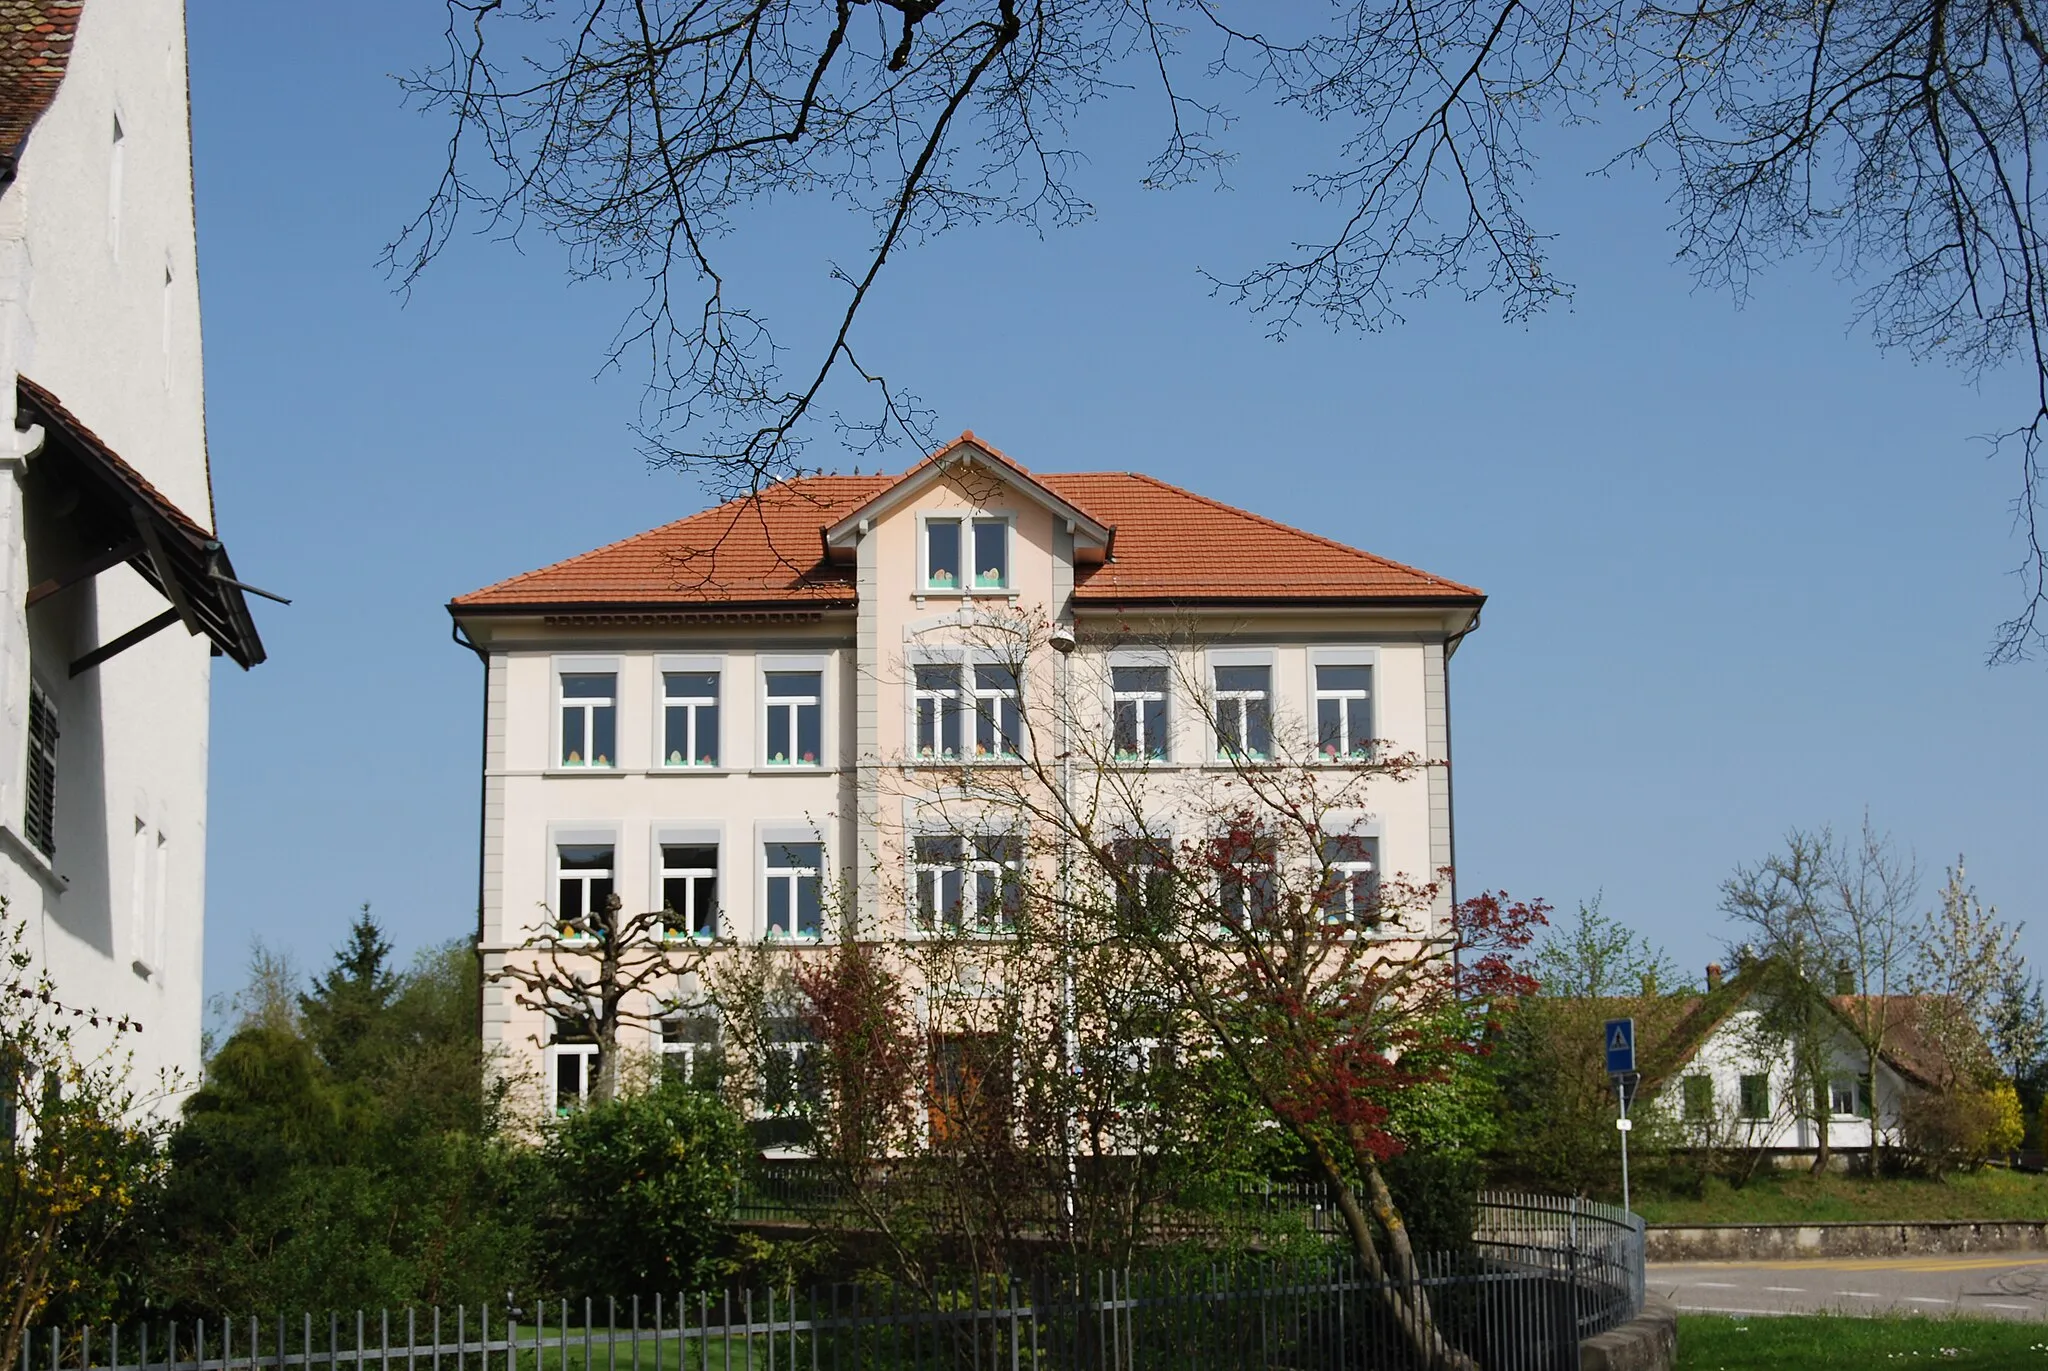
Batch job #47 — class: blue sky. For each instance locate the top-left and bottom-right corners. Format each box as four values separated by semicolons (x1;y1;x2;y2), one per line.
188;4;2046;1002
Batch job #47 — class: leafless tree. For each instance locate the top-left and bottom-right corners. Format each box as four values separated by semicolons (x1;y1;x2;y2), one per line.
397;0;2048;657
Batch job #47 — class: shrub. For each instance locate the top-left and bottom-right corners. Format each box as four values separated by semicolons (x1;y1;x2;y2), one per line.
535;1079;748;1297
1985;1082;2025;1158
1899;1089;2002;1174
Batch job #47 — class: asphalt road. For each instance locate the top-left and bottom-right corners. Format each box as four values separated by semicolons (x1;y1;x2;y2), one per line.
1653;1254;2048;1320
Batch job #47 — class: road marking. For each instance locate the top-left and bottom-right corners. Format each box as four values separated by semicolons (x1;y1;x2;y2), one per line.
1905;1297;1952;1305
1674;1305;1788;1316
1692;1282;1738;1288
1838;1291;1881;1298
1764;1286;1806;1293
1982;1302;2037;1311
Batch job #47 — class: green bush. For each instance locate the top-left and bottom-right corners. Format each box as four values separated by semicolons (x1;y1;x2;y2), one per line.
535;1080;748;1297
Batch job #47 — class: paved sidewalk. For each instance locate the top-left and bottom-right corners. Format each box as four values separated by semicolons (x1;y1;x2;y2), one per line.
1653;1253;2048;1320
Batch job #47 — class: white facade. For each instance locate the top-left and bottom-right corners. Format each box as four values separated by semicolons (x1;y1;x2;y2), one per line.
452;442;1484;1114
0;1;263;1098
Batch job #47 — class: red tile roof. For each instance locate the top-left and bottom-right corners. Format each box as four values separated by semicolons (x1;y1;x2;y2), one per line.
0;0;81;172
451;444;1482;610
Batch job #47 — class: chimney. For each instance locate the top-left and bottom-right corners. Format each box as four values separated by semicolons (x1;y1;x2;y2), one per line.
1834;958;1855;996
1706;962;1725;992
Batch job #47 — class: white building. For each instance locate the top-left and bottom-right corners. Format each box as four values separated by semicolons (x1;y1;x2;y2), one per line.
449;435;1485;1117
0;1;266;1097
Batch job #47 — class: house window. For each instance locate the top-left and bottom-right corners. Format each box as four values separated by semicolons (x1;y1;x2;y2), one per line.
761;1014;819;1118
659;1013;723;1088
549;1020;597;1115
915;664;964;760
915;663;1019;761
24;683;57;858
1109;836;1175;928
659;844;718;940
559;672;616;767
1738;1073;1771;1120
1214;831;1277;929
930;1032;1011;1143
554;843;615;939
1111;666;1170;762
662;671;720;767
1314;665;1373;761
764;671;822;765
1318;835;1380;927
924;518;1009;590
765;841;823;939
1213;665;1272;761
914;834;1021;933
1829;1076;1864;1118
1682;1075;1714;1120
971;664;1021;758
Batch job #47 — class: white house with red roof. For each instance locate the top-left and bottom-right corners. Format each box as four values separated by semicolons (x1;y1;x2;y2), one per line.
0;0;267;1103
450;435;1484;1116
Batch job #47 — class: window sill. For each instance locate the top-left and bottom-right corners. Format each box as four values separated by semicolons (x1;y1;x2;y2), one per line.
645;766;734;777
545;766;626;778
749;765;834;777
902;757;1027;771
0;823;67;892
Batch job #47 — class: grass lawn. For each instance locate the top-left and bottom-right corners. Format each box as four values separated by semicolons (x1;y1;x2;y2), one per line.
1678;1313;2048;1369
1637;1168;2048;1225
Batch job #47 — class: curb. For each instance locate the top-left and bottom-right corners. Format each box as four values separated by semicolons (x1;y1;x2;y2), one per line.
1580;1294;1678;1371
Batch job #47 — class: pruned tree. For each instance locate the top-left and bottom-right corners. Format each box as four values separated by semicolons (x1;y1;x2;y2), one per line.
399;0;2048;657
492;891;718;1106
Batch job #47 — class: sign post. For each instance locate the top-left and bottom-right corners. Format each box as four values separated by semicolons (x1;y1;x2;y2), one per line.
1604;1018;1637;1214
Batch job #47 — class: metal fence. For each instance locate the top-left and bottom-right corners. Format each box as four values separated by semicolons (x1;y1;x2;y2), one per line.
26;1196;1642;1371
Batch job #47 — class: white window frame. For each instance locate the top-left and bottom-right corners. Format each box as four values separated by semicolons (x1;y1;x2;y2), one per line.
1318;833;1382;930
547;1039;599;1115
914;661;966;761
1308;648;1378;763
656;1010;723;1085
760;656;827;767
761;824;826;941
1828;1075;1864;1119
909;651;1022;764
658;655;723;768
969;661;1022;760
1206;649;1276;763
549;824;619;944
1107;828;1176;924
1107;651;1172;764
554;656;621;769
654;825;722;941
918;513;1015;594
911;829;1022;936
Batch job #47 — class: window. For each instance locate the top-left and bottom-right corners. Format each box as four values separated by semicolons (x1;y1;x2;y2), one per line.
765;841;823;939
764;671;822;765
1111;666;1170;762
1829;1076;1865;1118
970;664;1021;758
1682;1074;1714;1120
549;1019;597;1115
761;1014;819;1117
930;1033;1011;1143
1214;831;1277;929
915;665;964;759
1738;1073;1771;1120
24;683;57;857
924;518;1009;590
914;834;1021;933
1318;835;1380;928
1109;836;1175;929
662;671;720;766
554;844;615;940
559;672;616;767
659;1013;723;1088
1213;665;1272;761
659;844;718;940
915;662;1019;761
1314;665;1373;761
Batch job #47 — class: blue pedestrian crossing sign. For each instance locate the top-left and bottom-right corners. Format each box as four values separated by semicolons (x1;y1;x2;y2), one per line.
1604;1018;1636;1075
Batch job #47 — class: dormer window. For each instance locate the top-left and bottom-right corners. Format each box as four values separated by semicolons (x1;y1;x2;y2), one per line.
924;517;1009;591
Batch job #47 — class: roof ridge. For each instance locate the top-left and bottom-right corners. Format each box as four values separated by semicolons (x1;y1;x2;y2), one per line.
1058;471;1481;595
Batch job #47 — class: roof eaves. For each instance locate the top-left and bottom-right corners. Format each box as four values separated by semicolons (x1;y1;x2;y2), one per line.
822;434;1114;550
